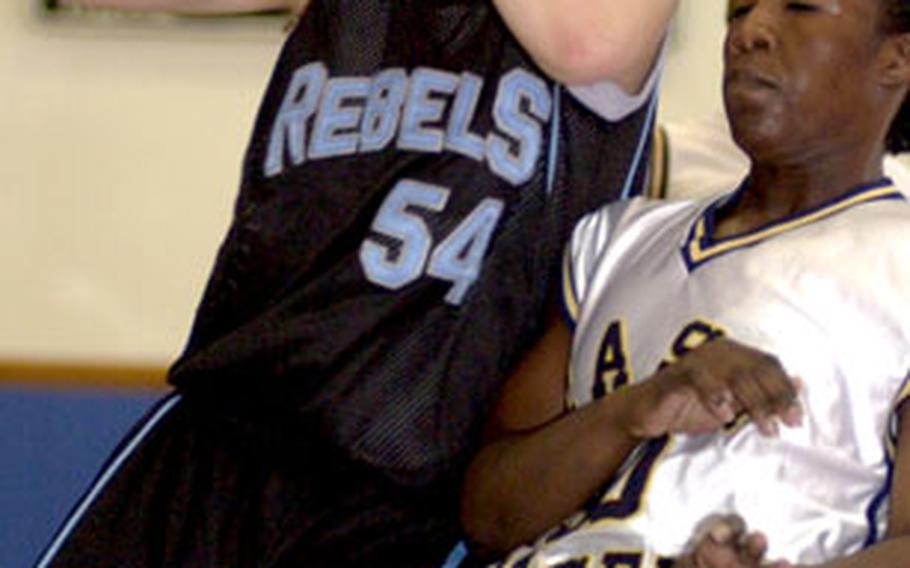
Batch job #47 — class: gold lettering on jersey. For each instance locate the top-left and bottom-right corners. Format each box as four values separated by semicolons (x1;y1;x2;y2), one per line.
594;320;633;399
550;552;669;568
659;318;726;369
602;551;643;567
659;319;747;433
551;557;591;568
587;436;672;525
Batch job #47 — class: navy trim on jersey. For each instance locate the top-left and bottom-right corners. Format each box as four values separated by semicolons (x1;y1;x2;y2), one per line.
560;248;581;331
874;373;910;546
863;453;894;548
682;178;903;271
35;392;182;568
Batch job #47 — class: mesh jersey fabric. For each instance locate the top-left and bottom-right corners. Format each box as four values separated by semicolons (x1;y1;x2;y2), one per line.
168;0;657;489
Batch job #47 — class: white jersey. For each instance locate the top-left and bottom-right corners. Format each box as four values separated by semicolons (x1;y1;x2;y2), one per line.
499;179;910;567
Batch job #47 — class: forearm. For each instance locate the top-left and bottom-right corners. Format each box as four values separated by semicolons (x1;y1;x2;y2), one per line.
460;389;641;555
492;0;678;91
68;0;295;13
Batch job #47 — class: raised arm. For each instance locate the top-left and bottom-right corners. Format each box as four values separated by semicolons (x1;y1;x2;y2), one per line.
491;0;679;92
460;317;801;557
66;0;301;14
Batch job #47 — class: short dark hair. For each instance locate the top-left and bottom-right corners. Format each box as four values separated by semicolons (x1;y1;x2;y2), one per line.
882;0;910;153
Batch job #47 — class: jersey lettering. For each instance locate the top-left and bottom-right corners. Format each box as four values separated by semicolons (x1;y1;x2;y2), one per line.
427;197;505;304
309;77;371;159
488;68;552;185
511;550;671;567
553;559;591;568
398;67;460;152
602;552;642;568
264;62;551;186
360;68;408;153
589;437;670;522
445;72;487;161
360;179;449;290
659;319;726;370
360;179;504;305
506;554;532;568
594;320;632;399
671;320;726;359
264;61;327;176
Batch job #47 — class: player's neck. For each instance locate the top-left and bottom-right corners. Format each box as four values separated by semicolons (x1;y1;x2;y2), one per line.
713;154;884;239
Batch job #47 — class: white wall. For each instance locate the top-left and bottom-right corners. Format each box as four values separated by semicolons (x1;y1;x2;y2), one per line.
660;1;728;123
0;3;729;366
1;4;288;364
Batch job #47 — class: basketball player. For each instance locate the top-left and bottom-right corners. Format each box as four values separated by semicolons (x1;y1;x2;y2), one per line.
461;0;910;566
35;2;706;567
55;0;298;14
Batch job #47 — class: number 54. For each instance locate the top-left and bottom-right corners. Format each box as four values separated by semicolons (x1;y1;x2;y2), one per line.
359;179;505;306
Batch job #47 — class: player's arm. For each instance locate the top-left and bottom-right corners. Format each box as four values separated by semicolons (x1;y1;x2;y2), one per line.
65;0;300;14
491;0;678;93
460;323;801;557
461;318;612;555
460;314;638;557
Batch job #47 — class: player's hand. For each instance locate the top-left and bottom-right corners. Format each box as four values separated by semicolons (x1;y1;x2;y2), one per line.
620;338;802;439
673;514;793;568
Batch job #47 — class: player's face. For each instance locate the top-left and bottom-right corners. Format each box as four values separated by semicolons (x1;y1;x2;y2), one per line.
723;0;889;162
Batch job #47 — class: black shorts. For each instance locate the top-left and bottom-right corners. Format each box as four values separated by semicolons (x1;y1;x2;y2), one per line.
37;391;461;568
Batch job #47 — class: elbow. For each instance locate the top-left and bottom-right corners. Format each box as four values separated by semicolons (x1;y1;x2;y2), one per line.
459;485;505;558
459;496;518;560
459;462;525;558
537;28;643;87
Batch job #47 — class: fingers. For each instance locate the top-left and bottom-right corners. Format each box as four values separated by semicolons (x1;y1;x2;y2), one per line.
726;352;800;435
689;514;770;568
705;514;746;544
737;531;768;564
679;339;803;437
682;365;739;426
634;372;734;437
633;338;803;439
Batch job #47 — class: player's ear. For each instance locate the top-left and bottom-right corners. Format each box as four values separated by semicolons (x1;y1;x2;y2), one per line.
878;33;910;88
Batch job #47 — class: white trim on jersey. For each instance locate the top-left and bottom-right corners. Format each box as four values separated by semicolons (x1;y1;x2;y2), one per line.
567;37;667;122
35;392;182;568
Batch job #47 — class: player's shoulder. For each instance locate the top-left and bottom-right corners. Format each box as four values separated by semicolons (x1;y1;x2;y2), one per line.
568;194;711;270
840;183;910;238
576;194;707;240
862;193;910;256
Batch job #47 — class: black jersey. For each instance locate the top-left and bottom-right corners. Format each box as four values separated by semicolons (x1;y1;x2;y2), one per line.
169;0;655;487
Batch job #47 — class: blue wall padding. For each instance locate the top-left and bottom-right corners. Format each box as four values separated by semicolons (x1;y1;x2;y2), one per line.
0;387;159;568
